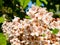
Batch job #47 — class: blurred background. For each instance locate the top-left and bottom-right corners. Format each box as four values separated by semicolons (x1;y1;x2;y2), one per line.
0;0;60;45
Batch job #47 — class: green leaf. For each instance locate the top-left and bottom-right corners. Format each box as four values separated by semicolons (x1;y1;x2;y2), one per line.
19;0;24;7
25;15;31;19
0;16;5;23
0;33;7;45
23;0;30;8
36;0;42;6
19;0;30;8
41;0;48;5
51;28;59;35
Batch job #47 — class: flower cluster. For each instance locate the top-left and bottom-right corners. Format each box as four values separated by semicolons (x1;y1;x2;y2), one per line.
2;5;60;45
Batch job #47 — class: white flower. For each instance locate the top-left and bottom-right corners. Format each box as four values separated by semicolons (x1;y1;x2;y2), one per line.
12;16;20;22
30;32;35;36
35;32;39;36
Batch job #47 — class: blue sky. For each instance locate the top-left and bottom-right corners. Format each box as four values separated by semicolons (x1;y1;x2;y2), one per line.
25;0;44;12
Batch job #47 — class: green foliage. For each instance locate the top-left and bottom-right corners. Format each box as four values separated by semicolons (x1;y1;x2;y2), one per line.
36;0;42;6
19;0;30;8
25;15;31;19
0;17;5;23
51;28;59;35
0;0;3;9
41;0;48;5
0;33;7;45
